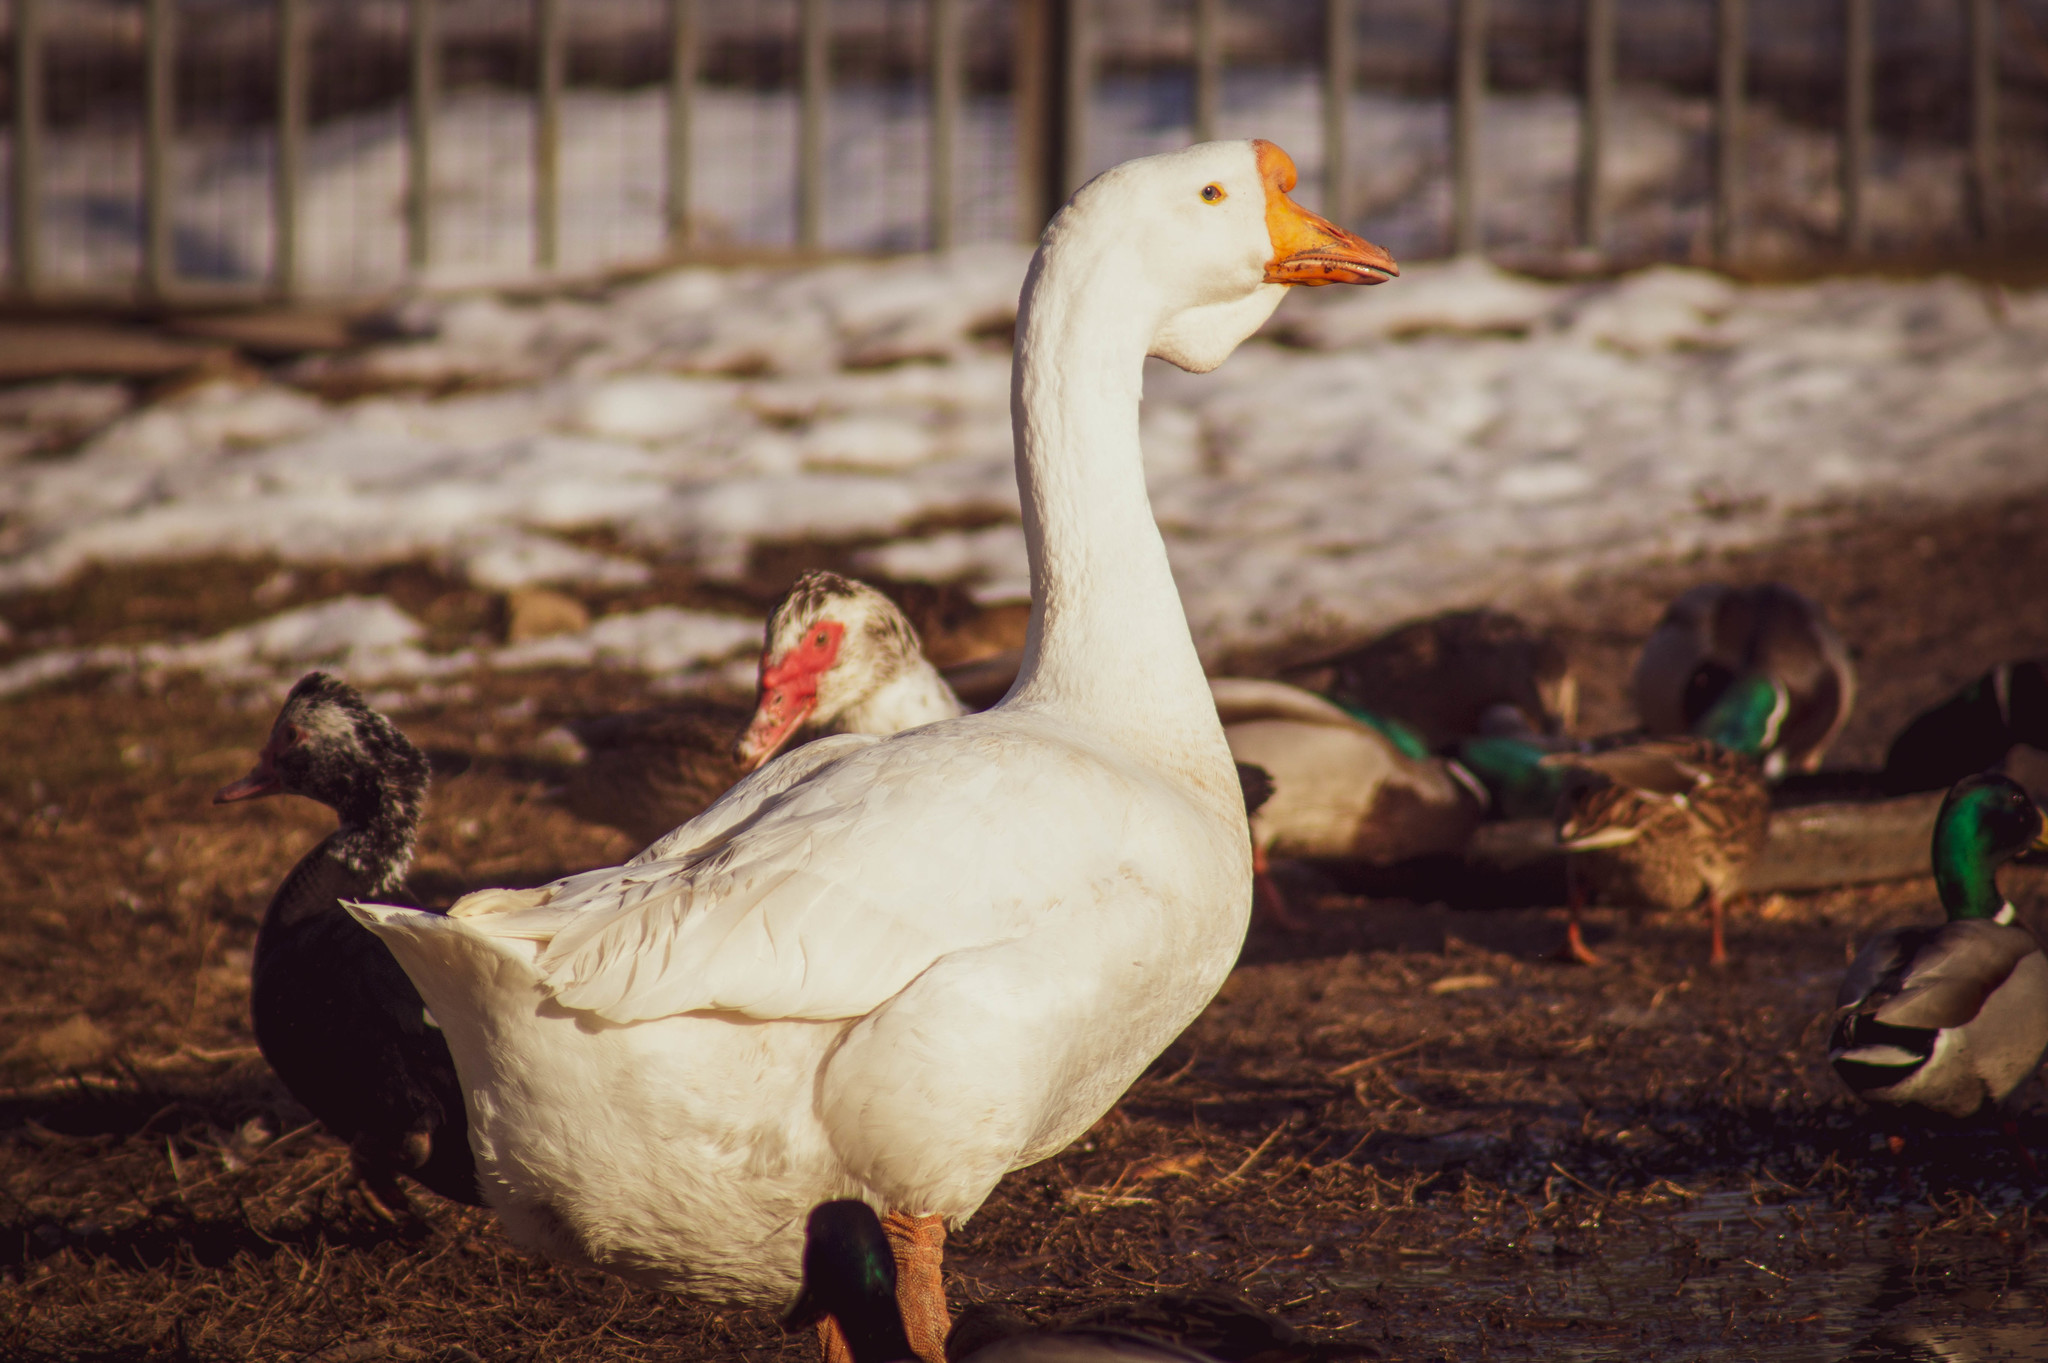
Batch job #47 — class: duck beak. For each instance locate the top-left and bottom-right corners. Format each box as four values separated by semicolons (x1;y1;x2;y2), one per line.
1255;139;1398;286
733;658;820;772
214;756;283;803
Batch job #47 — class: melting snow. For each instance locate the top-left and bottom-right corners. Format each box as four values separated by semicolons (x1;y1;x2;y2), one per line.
0;597;764;701
4;252;2048;698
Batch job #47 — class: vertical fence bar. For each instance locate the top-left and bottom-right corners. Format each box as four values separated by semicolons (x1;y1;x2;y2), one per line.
1968;0;2001;241
10;0;42;295
409;0;437;273
1015;0;1049;240
1324;0;1350;220
666;0;697;251
143;0;175;299
1192;0;1219;143
1841;0;1870;253
1452;0;1486;257
1714;0;1745;262
535;0;563;269
275;0;307;298
929;0;959;250
1060;0;1091;199
1576;0;1613;251
797;0;827;250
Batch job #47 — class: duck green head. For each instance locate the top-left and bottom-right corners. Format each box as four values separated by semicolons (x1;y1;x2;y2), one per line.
1693;672;1789;760
1931;773;2048;923
1333;701;1432;760
786;1201;913;1363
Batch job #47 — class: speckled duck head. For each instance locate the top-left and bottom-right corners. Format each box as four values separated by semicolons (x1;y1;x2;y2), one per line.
214;671;429;892
1932;773;2048;925
735;571;964;771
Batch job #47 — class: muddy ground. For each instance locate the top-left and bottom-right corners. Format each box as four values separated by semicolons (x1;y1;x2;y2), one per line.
4;492;2048;1363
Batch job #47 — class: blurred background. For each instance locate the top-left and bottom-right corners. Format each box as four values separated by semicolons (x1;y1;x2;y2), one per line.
5;0;2046;302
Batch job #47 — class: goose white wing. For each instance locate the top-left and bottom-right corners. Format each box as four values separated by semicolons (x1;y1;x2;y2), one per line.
630;733;881;864
446;718;1200;1027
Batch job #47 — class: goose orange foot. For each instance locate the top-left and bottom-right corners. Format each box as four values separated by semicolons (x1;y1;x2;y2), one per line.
816;1212;949;1363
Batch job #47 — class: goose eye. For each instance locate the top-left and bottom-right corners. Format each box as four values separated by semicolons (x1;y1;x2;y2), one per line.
280;724;302;748
813;629;830;646
1200;183;1225;204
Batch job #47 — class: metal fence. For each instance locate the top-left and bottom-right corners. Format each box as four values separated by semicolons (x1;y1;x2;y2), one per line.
2;0;2039;304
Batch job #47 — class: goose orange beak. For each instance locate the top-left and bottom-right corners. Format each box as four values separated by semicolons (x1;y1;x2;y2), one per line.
1254;140;1398;286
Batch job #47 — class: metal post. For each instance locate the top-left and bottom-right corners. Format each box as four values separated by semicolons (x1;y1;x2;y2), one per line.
1576;0;1613;251
1193;0;1220;144
797;0;828;250
1324;0;1350;221
1015;0;1050;240
1060;0;1091;199
930;0;960;250
666;0;697;251
143;0;175;299
1841;0;1870;253
11;0;43;295
1714;0;1746;262
535;0;563;270
409;0;438;272
1969;0;2001;241
275;0;308;298
1452;0;1486;257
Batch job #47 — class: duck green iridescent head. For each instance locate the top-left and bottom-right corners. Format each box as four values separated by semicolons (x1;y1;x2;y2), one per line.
1932;773;2048;923
784;1201;913;1363
1693;671;1789;760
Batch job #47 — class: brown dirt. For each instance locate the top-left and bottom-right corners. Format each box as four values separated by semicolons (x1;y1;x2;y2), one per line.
4;494;2048;1362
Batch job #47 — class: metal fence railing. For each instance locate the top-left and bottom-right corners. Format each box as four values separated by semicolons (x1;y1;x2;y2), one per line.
2;0;2038;305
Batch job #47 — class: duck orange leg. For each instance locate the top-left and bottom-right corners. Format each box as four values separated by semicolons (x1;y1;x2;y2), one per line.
1559;876;1602;966
813;1213;948;1363
1705;889;1730;968
1252;843;1314;933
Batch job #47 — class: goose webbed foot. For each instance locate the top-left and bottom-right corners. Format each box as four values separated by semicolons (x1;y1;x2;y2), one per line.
883;1212;950;1363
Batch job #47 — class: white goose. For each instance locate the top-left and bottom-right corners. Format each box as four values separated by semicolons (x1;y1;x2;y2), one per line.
347;140;1395;1360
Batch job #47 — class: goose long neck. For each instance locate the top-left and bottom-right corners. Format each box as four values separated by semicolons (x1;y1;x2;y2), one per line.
1005;245;1229;777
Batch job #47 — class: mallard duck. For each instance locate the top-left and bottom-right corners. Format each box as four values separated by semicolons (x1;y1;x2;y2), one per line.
793;1200;1220;1363
213;672;481;1211
346;141;1397;1355
560;572;966;846
1543;673;1786;966
1212;677;1481;926
1881;657;2048;797
1633;582;1855;778
1289;608;1575;749
1829;773;2048;1119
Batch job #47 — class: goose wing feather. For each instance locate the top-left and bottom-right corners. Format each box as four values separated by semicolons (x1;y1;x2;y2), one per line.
437;720;1179;1026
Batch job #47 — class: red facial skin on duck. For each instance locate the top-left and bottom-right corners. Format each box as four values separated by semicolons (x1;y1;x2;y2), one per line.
734;620;845;771
213;724;300;802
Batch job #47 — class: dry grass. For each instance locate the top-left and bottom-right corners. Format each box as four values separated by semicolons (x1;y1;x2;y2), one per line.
6;496;2048;1360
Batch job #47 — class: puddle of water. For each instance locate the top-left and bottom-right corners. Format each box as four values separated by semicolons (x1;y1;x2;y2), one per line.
1318;1190;2047;1362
